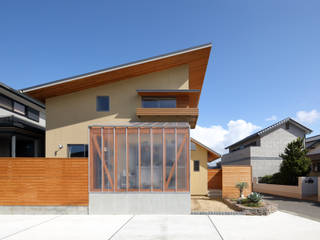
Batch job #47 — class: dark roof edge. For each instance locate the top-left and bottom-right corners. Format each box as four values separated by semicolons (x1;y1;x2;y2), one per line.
136;89;200;93
306;134;320;142
225;118;312;149
0;82;45;109
21;43;212;93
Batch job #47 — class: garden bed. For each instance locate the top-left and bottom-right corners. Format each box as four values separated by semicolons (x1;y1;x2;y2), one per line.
223;198;278;216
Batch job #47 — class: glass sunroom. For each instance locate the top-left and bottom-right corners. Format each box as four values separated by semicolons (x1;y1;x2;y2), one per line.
89;122;190;193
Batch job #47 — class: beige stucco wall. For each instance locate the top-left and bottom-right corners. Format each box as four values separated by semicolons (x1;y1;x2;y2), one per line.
190;143;208;195
46;65;189;157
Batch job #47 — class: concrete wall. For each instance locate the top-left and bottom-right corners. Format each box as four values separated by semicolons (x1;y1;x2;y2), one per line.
46;65;189;157
190;142;208;195
253;177;302;199
0;206;88;215
250;158;283;178
301;177;318;196
221;147;251;166
89;193;190;214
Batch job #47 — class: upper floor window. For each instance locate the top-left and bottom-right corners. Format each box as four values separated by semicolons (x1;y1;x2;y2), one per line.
27;108;39;122
97;96;110;112
0;94;13;111
142;97;176;108
0;94;39;122
14;102;26;115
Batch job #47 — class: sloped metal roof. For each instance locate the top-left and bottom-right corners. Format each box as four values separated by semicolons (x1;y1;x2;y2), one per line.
225;118;312;149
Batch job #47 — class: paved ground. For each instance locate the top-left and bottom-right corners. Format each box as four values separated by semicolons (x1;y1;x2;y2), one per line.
263;194;320;222
191;196;235;213
1;211;320;240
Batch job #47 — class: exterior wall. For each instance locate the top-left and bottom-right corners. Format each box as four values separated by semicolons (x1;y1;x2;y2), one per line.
89;193;190;214
46;65;189;157
222;124;306;178
0;88;45;128
0;157;88;206
221;147;251;165
253;177;302;199
308;144;320;155
250;159;283;178
190;142;208;195
208;169;222;189
222;166;252;199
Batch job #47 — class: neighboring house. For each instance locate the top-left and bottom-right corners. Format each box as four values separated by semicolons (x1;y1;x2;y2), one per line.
190;138;220;195
221;118;312;178
0;83;45;157
21;43;212;214
306;134;320;176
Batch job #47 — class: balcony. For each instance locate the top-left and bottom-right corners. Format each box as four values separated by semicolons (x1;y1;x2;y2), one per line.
136;108;199;128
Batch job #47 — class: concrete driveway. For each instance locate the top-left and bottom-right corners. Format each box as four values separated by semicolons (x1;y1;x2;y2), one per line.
0;212;319;240
263;194;320;222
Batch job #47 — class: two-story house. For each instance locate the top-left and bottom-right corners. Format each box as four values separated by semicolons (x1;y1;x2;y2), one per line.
221;118;312;178
0;83;45;157
21;43;212;214
306;134;320;176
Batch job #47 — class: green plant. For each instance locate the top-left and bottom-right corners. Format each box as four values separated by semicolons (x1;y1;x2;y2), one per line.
279;137;311;185
235;182;248;198
247;192;262;203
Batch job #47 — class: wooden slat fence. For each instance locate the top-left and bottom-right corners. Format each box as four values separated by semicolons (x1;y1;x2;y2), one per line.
0;157;88;206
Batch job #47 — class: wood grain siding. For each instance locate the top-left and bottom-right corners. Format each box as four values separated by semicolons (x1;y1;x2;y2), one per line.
222;166;252;199
0;158;88;206
23;45;211;105
208;169;222;190
136;108;199;116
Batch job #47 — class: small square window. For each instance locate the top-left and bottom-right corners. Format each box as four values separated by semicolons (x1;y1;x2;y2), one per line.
194;160;200;172
96;96;110;112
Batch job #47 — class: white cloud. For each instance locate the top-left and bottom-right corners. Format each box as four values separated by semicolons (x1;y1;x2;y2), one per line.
265;115;277;122
296;109;320;124
191;120;260;156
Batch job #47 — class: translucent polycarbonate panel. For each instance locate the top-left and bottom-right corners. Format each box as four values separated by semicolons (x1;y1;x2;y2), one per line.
128;128;139;190
140;128;151;190
152;128;163;190
165;128;176;190
177;128;188;191
116;128;126;190
103;128;114;191
90;128;102;191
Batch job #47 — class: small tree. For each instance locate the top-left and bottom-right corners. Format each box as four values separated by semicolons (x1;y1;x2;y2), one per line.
235;182;248;198
279;137;311;185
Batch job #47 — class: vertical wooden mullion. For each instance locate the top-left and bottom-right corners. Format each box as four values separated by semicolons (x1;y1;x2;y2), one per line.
162;128;166;192
126;128;129;191
114;128;118;192
175;128;177;192
101;128;104;192
186;129;190;192
150;128;153;192
138;128;141;192
113;128;115;192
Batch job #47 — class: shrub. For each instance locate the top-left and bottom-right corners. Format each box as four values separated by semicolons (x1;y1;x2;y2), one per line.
235;182;248;198
247;192;262;203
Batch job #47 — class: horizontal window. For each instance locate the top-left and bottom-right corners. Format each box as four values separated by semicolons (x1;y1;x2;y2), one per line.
27;107;39;122
0;94;13;111
142;97;176;108
68;144;88;158
14;102;26;115
97;96;110;112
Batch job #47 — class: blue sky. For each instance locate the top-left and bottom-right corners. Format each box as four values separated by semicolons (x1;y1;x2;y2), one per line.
1;0;319;153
